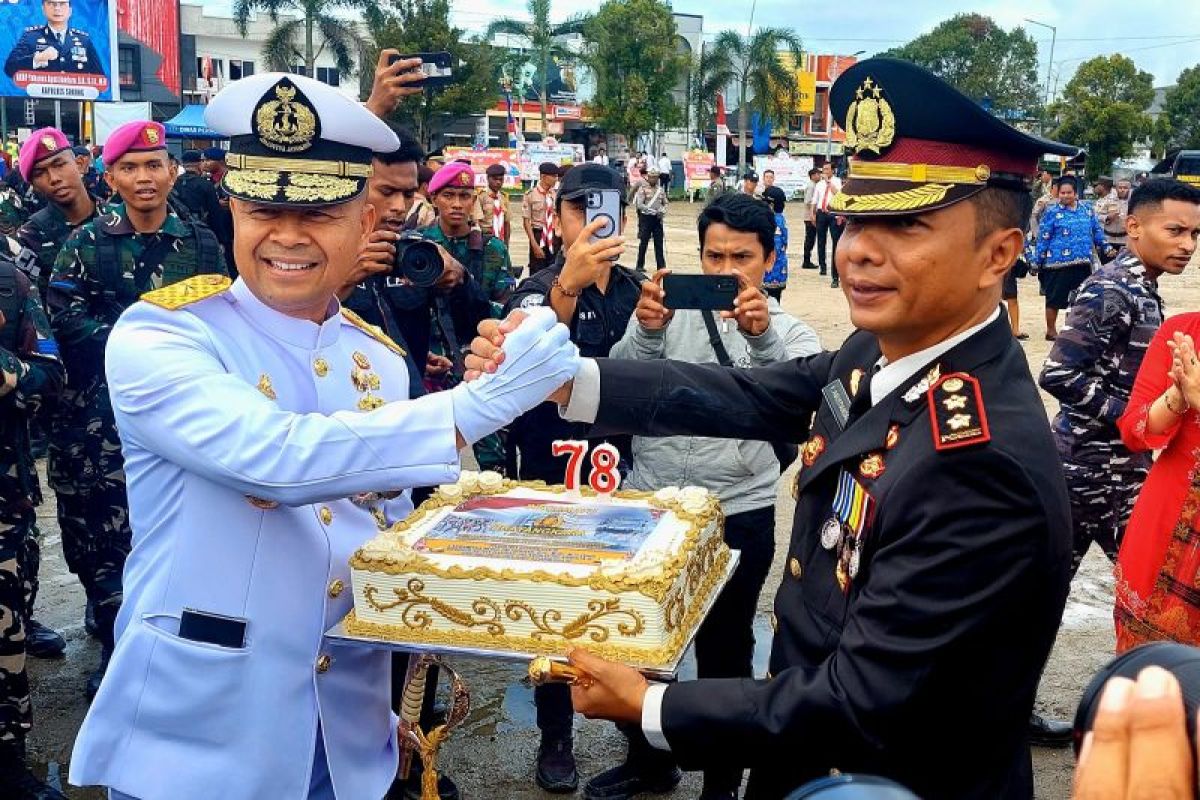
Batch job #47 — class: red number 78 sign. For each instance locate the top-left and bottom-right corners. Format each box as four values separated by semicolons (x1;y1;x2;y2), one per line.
551;439;622;496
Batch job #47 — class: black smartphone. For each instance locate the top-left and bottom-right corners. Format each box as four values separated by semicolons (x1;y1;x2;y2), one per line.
388;51;456;88
178;608;248;649
662;274;738;310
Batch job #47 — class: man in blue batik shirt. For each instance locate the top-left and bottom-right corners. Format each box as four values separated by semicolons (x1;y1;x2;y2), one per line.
1032;176;1115;340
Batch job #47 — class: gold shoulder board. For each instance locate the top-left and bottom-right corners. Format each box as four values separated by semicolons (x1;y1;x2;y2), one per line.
342;308;407;358
141;274;232;310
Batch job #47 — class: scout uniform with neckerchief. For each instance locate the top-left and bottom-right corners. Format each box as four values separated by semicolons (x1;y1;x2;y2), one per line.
563;58;1077;799
68;74;466;800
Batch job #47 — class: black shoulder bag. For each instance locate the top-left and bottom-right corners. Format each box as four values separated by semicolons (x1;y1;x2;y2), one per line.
701;310;798;471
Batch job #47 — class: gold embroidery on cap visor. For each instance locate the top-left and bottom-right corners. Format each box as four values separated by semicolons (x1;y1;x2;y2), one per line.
222;168;365;205
829;159;995;215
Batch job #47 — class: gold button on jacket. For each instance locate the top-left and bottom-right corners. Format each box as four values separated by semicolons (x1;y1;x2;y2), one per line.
789;557;802;579
315;654;332;673
327;579;344;598
319;507;333;525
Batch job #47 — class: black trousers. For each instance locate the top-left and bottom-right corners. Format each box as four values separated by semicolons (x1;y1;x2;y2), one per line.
802;220;817;265
815;211;843;278
544;505;778;791
636;213;666;273
528;227;549;274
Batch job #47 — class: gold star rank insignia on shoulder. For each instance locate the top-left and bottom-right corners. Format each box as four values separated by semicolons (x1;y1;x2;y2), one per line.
927;372;990;451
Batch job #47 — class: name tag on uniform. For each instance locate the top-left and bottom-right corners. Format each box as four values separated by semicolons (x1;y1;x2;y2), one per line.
822;380;851;430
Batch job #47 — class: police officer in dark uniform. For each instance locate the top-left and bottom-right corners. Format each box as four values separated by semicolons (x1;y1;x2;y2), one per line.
503;163;643;794
4;0;104;78
469;59;1079;800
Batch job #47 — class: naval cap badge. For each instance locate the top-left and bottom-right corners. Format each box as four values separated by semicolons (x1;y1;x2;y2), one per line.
254;78;320;154
843;76;895;157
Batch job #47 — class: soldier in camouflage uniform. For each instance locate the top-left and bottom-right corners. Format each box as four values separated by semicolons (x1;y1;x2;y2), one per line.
0;188;29;238
422;162;514;472
1039;179;1200;573
0;252;65;800
45;120;227;698
15;129;102;296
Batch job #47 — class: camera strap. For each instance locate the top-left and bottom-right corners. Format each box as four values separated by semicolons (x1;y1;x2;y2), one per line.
432;295;464;375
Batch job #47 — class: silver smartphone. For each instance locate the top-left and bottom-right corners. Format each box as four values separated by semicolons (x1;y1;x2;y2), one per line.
585;189;621;244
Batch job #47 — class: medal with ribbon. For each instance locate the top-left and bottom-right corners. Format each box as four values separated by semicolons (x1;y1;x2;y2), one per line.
823;468;877;591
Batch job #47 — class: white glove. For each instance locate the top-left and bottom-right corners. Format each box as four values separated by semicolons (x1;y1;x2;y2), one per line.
451;307;580;445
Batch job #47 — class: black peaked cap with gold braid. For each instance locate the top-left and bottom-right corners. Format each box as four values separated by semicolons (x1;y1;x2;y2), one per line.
828;58;1081;217
204;72;399;206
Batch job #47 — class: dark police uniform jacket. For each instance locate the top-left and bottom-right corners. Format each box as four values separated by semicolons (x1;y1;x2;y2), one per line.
506;256;642;482
584;310;1071;800
5;26;104;77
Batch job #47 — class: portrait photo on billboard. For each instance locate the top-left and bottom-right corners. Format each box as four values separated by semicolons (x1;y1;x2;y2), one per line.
1;0;116;101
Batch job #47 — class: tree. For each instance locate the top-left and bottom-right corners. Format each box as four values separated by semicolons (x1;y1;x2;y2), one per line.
1150;115;1174;161
583;0;683;148
1164;65;1200;150
366;0;502;148
1052;55;1154;179
707;27;803;175
882;14;1042;120
233;0;381;79
688;44;736;146
484;0;590;134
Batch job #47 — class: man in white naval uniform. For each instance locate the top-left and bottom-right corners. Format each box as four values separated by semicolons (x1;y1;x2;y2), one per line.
68;72;580;800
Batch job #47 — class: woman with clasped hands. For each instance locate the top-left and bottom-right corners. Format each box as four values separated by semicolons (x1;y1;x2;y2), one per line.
1113;319;1200;653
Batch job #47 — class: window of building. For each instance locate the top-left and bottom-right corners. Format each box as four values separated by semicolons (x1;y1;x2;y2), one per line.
229;59;254;81
118;44;139;89
316;67;340;87
290;64;308;76
196;57;225;82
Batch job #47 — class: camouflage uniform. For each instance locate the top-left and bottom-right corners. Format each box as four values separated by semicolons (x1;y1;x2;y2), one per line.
1038;249;1163;573
0;263;63;744
420;224;514;472
45;203;226;649
15;195;102;295
0;189;29;237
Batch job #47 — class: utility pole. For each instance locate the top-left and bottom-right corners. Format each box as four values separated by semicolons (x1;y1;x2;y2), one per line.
1025;18;1057;133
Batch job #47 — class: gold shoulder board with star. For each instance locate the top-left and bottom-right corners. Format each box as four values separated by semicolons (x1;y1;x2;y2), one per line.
927;372;990;451
140;274;232;310
342;308;407;358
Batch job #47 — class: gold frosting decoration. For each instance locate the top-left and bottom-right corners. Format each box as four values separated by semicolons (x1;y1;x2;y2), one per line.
345;546;731;668
350;480;723;603
364;578;646;643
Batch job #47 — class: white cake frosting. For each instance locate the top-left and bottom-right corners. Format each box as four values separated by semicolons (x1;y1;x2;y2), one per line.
346;472;730;668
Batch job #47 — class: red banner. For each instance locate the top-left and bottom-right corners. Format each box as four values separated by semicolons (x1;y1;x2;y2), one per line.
117;0;181;97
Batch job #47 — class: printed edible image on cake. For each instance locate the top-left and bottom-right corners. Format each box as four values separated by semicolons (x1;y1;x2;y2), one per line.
417;496;666;565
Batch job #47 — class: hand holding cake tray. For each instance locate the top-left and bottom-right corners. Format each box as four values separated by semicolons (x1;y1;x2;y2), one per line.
329;441;740;681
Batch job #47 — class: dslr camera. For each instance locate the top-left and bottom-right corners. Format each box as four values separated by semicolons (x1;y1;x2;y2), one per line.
392;231;444;287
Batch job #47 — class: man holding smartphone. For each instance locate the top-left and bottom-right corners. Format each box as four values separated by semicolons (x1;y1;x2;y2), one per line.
504;164;644;794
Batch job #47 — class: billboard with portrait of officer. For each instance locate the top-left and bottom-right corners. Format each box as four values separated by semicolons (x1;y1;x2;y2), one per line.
1;0;117;101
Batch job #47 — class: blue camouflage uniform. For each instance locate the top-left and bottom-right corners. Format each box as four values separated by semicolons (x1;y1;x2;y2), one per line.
1038;249;1163;572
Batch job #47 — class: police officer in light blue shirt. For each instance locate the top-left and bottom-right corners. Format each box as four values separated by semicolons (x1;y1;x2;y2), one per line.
68;71;580;800
4;0;104;78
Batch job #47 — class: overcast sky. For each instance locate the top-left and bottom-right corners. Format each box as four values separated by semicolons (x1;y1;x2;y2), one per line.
444;0;1200;89
203;1;1200;89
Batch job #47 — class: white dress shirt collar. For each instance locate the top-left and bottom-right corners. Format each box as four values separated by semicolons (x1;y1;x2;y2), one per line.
869;306;1001;406
228;277;343;351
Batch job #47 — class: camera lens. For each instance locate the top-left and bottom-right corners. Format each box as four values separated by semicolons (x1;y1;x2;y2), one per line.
392;233;445;288
1074;642;1200;757
595;213;614;238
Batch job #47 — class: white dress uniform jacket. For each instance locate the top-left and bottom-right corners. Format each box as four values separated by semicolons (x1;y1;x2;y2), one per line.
71;278;461;800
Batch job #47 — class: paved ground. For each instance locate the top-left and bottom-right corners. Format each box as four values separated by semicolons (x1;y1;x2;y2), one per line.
28;197;1184;798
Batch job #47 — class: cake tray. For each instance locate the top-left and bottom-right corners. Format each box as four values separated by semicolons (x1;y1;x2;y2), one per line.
325;551;740;682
